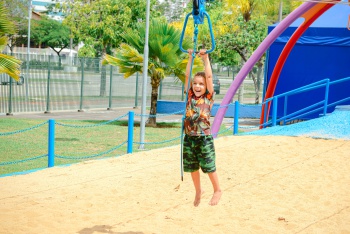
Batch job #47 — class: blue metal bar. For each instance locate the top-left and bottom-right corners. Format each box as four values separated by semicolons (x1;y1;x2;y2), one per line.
275;79;329;98
323;79;330;116
233;101;239;135
263;99;270;127
327;97;350;108
284;105;325;123
179;7;215;54
272;97;278;126
329;76;350;85
279;100;325;122
179;13;191;53
127;111;134;154
283;96;288;125
48;119;55;167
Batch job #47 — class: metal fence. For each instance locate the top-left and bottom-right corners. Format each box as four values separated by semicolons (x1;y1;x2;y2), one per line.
0;53;264;115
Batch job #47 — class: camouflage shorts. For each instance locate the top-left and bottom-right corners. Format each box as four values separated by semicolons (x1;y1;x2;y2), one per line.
183;134;216;173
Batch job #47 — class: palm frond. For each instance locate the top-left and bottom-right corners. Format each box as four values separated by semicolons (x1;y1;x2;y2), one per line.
102;43;143;78
0;36;7;52
103;18;194;82
0;3;21;81
0;2;15;36
120;28;144;52
0;53;22;81
173;57;204;83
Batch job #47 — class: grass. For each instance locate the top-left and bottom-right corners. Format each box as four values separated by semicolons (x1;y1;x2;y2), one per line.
0;118;234;176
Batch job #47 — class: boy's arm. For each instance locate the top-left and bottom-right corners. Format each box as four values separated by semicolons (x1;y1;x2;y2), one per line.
184;49;194;93
199;49;214;94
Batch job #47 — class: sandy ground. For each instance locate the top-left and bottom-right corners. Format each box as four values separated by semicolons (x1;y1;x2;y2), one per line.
1;135;349;234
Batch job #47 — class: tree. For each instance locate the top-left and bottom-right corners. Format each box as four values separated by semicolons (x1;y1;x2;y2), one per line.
214;0;276;104
3;0;28;53
63;0;160;57
102;18;203;126
0;1;21;81
63;0;160;96
31;16;73;67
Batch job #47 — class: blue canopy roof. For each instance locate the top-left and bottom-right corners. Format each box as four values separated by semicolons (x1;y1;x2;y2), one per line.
269;3;350;46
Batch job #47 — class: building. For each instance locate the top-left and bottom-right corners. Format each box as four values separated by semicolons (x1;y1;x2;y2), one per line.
32;0;65;21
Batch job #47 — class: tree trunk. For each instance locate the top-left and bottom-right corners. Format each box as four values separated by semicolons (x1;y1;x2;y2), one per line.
250;71;260;104
146;74;161;127
146;84;158;127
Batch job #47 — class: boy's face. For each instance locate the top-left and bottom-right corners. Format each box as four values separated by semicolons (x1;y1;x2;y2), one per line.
192;75;206;97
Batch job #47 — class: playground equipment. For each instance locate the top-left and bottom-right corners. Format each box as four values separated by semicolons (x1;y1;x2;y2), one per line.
265;2;350;124
211;0;346;135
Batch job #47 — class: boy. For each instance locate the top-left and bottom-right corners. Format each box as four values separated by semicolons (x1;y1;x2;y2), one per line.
183;49;222;206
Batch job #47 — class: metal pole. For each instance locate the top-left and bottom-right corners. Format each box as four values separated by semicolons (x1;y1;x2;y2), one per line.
134;72;139;108
25;0;32;101
272;96;278;126
108;65;113;110
233;101;239;135
48;119;55;167
139;0;150;150
127;111;134;153
159;79;162;100
278;1;283;22
78;58;84;112
6;77;13;115
45;55;51;113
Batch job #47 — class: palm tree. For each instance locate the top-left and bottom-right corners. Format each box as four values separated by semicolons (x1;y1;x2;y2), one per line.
0;2;21;81
103;18;203;126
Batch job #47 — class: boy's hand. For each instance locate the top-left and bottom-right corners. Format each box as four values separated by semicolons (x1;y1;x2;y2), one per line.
188;49;209;63
198;49;208;61
187;49;194;59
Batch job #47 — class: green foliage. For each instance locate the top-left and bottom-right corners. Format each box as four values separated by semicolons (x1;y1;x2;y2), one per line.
217;15;267;64
103;18;201;83
0;1;21;80
63;0;161;57
31;17;72;55
78;45;96;58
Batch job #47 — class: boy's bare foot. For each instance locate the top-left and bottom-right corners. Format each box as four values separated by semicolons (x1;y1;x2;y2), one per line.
193;191;204;207
209;190;222;206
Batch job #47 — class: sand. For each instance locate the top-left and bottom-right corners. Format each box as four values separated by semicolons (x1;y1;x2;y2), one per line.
1;135;349;234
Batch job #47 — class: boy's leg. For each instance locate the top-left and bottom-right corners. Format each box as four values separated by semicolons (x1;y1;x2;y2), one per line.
208;171;222;206
191;170;203;207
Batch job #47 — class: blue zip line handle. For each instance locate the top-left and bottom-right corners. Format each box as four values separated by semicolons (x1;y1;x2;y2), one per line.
179;13;216;54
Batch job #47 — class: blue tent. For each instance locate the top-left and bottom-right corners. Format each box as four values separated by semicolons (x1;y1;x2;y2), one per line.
265;3;350;119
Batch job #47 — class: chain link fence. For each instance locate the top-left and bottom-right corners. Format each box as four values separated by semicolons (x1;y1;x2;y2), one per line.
0;53;264;114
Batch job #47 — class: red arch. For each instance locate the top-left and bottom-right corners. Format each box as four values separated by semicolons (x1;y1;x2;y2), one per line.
260;1;339;128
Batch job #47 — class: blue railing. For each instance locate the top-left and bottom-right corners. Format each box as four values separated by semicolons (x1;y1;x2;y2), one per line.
2;75;349;176
261;76;350;128
0;103;262;176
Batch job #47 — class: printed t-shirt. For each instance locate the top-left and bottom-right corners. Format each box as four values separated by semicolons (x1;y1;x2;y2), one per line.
184;88;214;136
